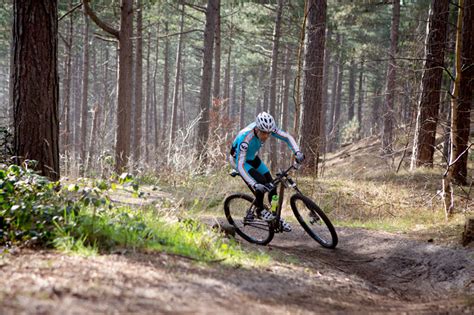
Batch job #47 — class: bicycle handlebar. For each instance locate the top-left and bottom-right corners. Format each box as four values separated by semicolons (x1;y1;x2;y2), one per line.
274;162;300;183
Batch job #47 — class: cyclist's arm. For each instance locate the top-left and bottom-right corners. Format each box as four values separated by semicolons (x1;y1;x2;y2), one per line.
236;136;257;187
272;128;301;154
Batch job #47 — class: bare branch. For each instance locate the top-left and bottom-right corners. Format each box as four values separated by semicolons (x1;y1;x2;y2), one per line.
83;0;119;39
444;143;474;176
370;0;394;5
449;143;473;167
156;28;203;39
58;2;82;22
93;32;119;43
443;66;455;82
184;2;206;13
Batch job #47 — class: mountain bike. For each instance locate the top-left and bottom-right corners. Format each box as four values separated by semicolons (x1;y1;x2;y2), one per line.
224;163;338;248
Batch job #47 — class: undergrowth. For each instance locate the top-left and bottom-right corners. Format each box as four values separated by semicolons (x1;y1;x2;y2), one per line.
0;163;270;266
299;168;472;242
164;164;471;244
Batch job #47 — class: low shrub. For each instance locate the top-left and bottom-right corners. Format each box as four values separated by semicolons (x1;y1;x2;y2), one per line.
0;163;110;247
0;164;270;265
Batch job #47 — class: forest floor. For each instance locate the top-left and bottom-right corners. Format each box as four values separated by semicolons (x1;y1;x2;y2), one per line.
1;216;473;314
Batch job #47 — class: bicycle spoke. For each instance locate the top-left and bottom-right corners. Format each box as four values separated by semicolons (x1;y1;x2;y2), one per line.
243;221;271;231
224;194;274;245
290;194;338;249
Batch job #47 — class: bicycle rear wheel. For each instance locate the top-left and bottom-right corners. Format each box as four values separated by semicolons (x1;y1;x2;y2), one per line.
224;193;274;245
290;194;338;249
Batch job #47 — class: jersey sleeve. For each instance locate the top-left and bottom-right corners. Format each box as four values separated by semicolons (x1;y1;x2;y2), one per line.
272;128;301;154
236;133;257;187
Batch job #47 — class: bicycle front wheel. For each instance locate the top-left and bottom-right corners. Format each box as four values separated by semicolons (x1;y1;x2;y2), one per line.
290;194;338;249
224;193;274;245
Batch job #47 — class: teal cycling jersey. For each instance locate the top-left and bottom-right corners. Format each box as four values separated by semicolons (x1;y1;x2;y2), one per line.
229;122;300;187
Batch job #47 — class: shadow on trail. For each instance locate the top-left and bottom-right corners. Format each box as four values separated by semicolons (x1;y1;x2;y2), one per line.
268;226;474;302
121;249;399;314
118;225;474;314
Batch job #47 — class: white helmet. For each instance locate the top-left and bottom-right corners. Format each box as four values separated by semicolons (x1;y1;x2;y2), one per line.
255;112;276;133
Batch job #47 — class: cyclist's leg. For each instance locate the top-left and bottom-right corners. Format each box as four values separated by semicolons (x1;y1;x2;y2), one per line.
253;159;277;203
245;165;267;209
246;156;272;203
244;156;276;213
256;160;291;231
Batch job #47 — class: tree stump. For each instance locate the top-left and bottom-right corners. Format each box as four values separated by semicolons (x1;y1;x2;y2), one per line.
461;217;474;246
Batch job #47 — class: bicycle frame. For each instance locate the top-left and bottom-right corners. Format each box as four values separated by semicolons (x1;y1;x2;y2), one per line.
232;163;301;233
270;164;302;232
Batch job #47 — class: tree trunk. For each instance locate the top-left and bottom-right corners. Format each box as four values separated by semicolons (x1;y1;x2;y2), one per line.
230;68;237;118
144;30;153;163
12;0;59;180
280;45;292;163
133;0;143;163
197;0;218;158
442;86;451;161
276;79;282;126
462;217;474;246
80;10;90;175
372;82;383;135
263;88;269;113
239;78;246;130
169;3;185;145
256;66;265;115
162;22;170;142
443;0;464;218
321;28;331;153
212;0;221;104
84;0;133;173
347;59;356;122
451;0;473;184
61;0;74;175
382;0;400;155
180;46;186;131
115;0;134;172
357;61;364;138
333;58;343;150
73;54;82;159
300;0;326;172
411;0;449;169
293;0;308;140
153;30;160;150
269;0;284;170
328;36;338;137
87;44;100;173
101;48;111;155
223;45;232;117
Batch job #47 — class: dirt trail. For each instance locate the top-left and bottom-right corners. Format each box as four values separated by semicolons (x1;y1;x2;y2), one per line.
269;225;473;302
1;222;472;314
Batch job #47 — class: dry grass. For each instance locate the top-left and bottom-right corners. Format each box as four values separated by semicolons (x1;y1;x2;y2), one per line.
175;131;472;245
300;133;473;245
123;128;472;245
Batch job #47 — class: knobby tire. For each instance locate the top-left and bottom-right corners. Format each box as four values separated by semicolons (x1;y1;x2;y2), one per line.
224;193;274;245
290;194;338;249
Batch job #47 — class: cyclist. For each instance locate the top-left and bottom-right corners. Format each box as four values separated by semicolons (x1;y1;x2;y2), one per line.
229;112;305;232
